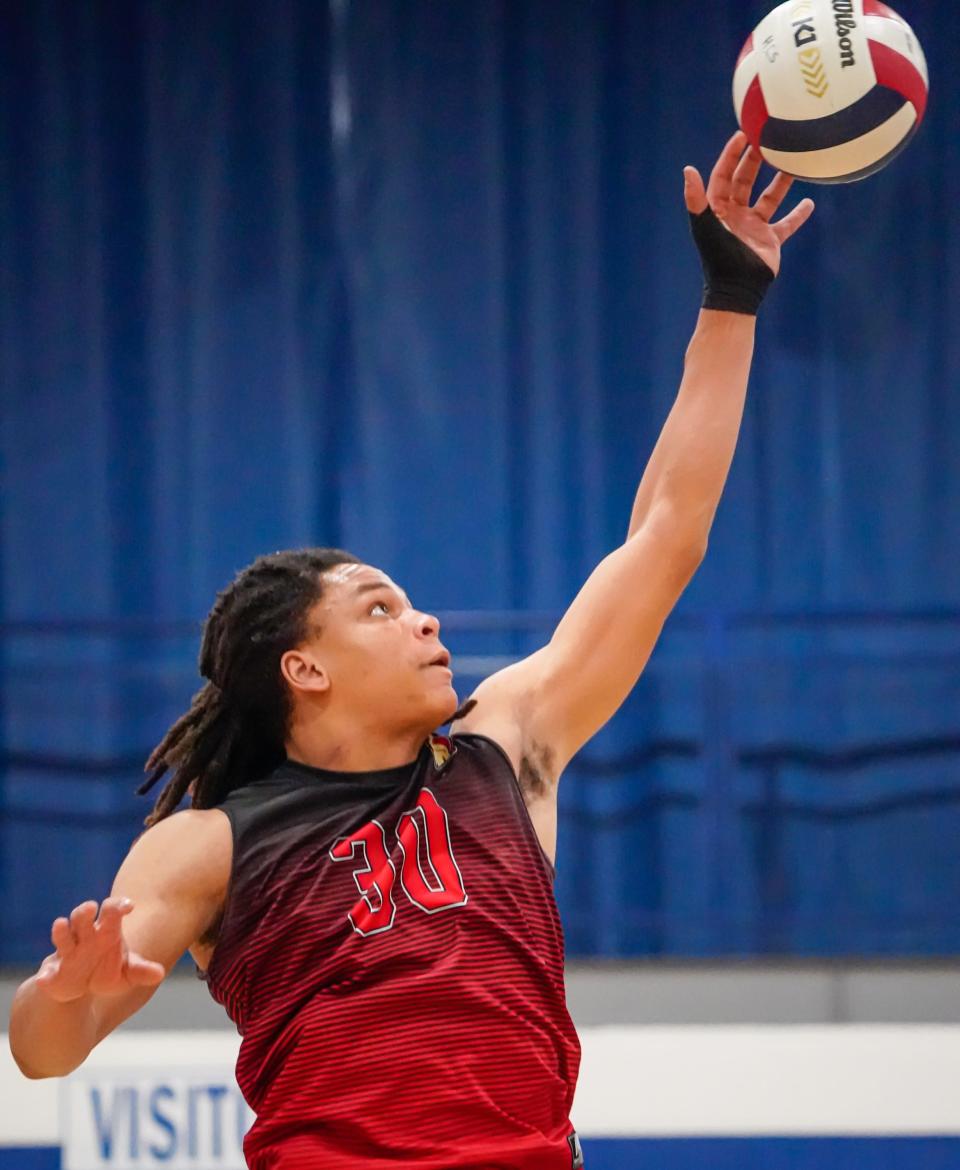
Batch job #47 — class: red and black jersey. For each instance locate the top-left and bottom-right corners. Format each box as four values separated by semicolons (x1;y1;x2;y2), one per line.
203;733;582;1169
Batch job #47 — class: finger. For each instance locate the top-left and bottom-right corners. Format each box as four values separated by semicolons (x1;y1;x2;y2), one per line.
683;166;708;214
69;901;99;945
125;954;166;987
731;145;764;206
51;917;77;957
706;130;749;203
772;197;816;243
754;171;795;222
96;897;134;936
35;955;60;986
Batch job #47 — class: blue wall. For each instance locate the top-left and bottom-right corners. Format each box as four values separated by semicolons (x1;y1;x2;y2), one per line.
1;0;958;962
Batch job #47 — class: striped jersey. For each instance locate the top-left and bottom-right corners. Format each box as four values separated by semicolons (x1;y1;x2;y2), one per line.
202;732;582;1169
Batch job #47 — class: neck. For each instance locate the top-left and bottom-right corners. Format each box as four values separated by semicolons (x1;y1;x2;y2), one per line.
285;709;428;773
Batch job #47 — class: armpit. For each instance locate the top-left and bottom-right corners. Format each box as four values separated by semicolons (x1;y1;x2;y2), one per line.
195;906;224;956
518;742;556;801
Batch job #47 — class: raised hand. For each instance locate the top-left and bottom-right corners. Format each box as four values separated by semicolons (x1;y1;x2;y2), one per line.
35;898;166;1003
684;130;815;277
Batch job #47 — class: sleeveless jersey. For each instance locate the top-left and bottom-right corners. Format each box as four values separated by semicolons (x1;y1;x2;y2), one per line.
202;733;582;1169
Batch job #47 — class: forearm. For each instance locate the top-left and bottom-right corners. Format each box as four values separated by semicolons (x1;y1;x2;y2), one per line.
627;309;756;543
8;975;98;1078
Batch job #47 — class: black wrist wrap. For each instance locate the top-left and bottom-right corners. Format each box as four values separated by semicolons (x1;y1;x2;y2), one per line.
689;206;775;316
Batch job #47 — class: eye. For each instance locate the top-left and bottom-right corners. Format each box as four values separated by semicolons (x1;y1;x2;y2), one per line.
369;601;391;617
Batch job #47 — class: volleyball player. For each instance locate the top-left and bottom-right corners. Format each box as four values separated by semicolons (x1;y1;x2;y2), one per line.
9;133;813;1169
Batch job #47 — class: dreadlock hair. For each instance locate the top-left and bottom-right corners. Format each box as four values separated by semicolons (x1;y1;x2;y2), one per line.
140;548;361;827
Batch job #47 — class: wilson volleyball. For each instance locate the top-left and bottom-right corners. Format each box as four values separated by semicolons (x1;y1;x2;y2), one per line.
733;0;928;184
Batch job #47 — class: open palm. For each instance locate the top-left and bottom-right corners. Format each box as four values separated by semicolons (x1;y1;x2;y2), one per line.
684;131;815;278
36;898;164;1003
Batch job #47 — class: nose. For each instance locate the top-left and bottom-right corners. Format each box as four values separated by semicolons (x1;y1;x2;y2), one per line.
416;610;440;639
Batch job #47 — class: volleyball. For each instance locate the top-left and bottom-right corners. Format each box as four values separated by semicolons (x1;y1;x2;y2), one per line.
733;0;928;184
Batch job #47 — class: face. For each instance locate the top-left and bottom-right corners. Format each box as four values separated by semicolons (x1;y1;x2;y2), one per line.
282;563;458;733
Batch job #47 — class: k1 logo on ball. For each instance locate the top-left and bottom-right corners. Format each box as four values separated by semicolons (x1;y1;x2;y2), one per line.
61;1069;253;1169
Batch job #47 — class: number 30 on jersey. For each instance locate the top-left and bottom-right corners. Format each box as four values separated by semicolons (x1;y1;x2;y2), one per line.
329;788;468;936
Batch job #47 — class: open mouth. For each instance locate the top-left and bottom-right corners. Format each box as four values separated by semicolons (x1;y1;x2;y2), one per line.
427;651;451;669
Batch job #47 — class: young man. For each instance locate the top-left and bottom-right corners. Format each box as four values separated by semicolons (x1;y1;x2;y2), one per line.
9;133;813;1169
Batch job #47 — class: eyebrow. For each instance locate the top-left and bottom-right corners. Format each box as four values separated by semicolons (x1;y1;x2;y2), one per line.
353;580;411;606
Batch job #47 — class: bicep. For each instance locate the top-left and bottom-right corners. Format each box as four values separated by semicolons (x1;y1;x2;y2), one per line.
93;810;231;1041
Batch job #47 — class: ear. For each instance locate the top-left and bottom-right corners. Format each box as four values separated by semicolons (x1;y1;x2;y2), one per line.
280;647;330;696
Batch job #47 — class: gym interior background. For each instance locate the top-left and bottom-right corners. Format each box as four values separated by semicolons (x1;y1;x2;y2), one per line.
1;1;957;1167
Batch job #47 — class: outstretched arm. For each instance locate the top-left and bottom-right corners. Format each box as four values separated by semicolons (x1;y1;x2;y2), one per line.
456;132;815;788
627;306;756;548
8;809;230;1078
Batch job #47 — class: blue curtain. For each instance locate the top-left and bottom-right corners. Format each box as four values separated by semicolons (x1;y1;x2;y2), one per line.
1;0;957;962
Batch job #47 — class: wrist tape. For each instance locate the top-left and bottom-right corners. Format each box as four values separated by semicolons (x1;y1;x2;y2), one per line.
689;206;775;316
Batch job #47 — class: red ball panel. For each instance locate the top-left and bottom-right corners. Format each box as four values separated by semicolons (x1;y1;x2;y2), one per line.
862;0;901;18
740;75;769;149
868;37;929;123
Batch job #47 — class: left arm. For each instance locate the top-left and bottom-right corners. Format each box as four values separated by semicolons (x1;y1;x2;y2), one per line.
456;132;814;787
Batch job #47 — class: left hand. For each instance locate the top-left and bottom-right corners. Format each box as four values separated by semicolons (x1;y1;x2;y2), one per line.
684;130;815;278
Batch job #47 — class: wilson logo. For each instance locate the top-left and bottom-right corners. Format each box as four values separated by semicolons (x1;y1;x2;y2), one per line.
832;0;857;67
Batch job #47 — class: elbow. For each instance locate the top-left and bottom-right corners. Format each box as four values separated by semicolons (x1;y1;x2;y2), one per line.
680;530;708;567
641;500;709;573
669;531;708;582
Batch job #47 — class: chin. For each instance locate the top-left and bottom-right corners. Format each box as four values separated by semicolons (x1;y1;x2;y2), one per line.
400;677;459;733
428;684;460;729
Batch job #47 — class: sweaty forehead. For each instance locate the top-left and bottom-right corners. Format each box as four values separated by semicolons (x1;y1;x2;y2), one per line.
323;563;409;604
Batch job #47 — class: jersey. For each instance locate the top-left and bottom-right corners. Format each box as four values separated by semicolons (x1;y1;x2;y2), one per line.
202;732;582;1170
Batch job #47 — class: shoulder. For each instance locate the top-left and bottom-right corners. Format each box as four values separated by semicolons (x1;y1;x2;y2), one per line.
451;670;559;803
452;644;553;753
116;808;232;906
97;809;234;980
451;713;560;866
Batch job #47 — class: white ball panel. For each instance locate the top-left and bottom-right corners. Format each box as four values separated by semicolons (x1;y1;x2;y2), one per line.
733;50;760;120
757;0;876;120
759;100;916;179
865;12;929;89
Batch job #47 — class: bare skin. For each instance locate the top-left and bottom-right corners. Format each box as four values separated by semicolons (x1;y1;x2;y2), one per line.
9;809;231;1077
8;131;814;1079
